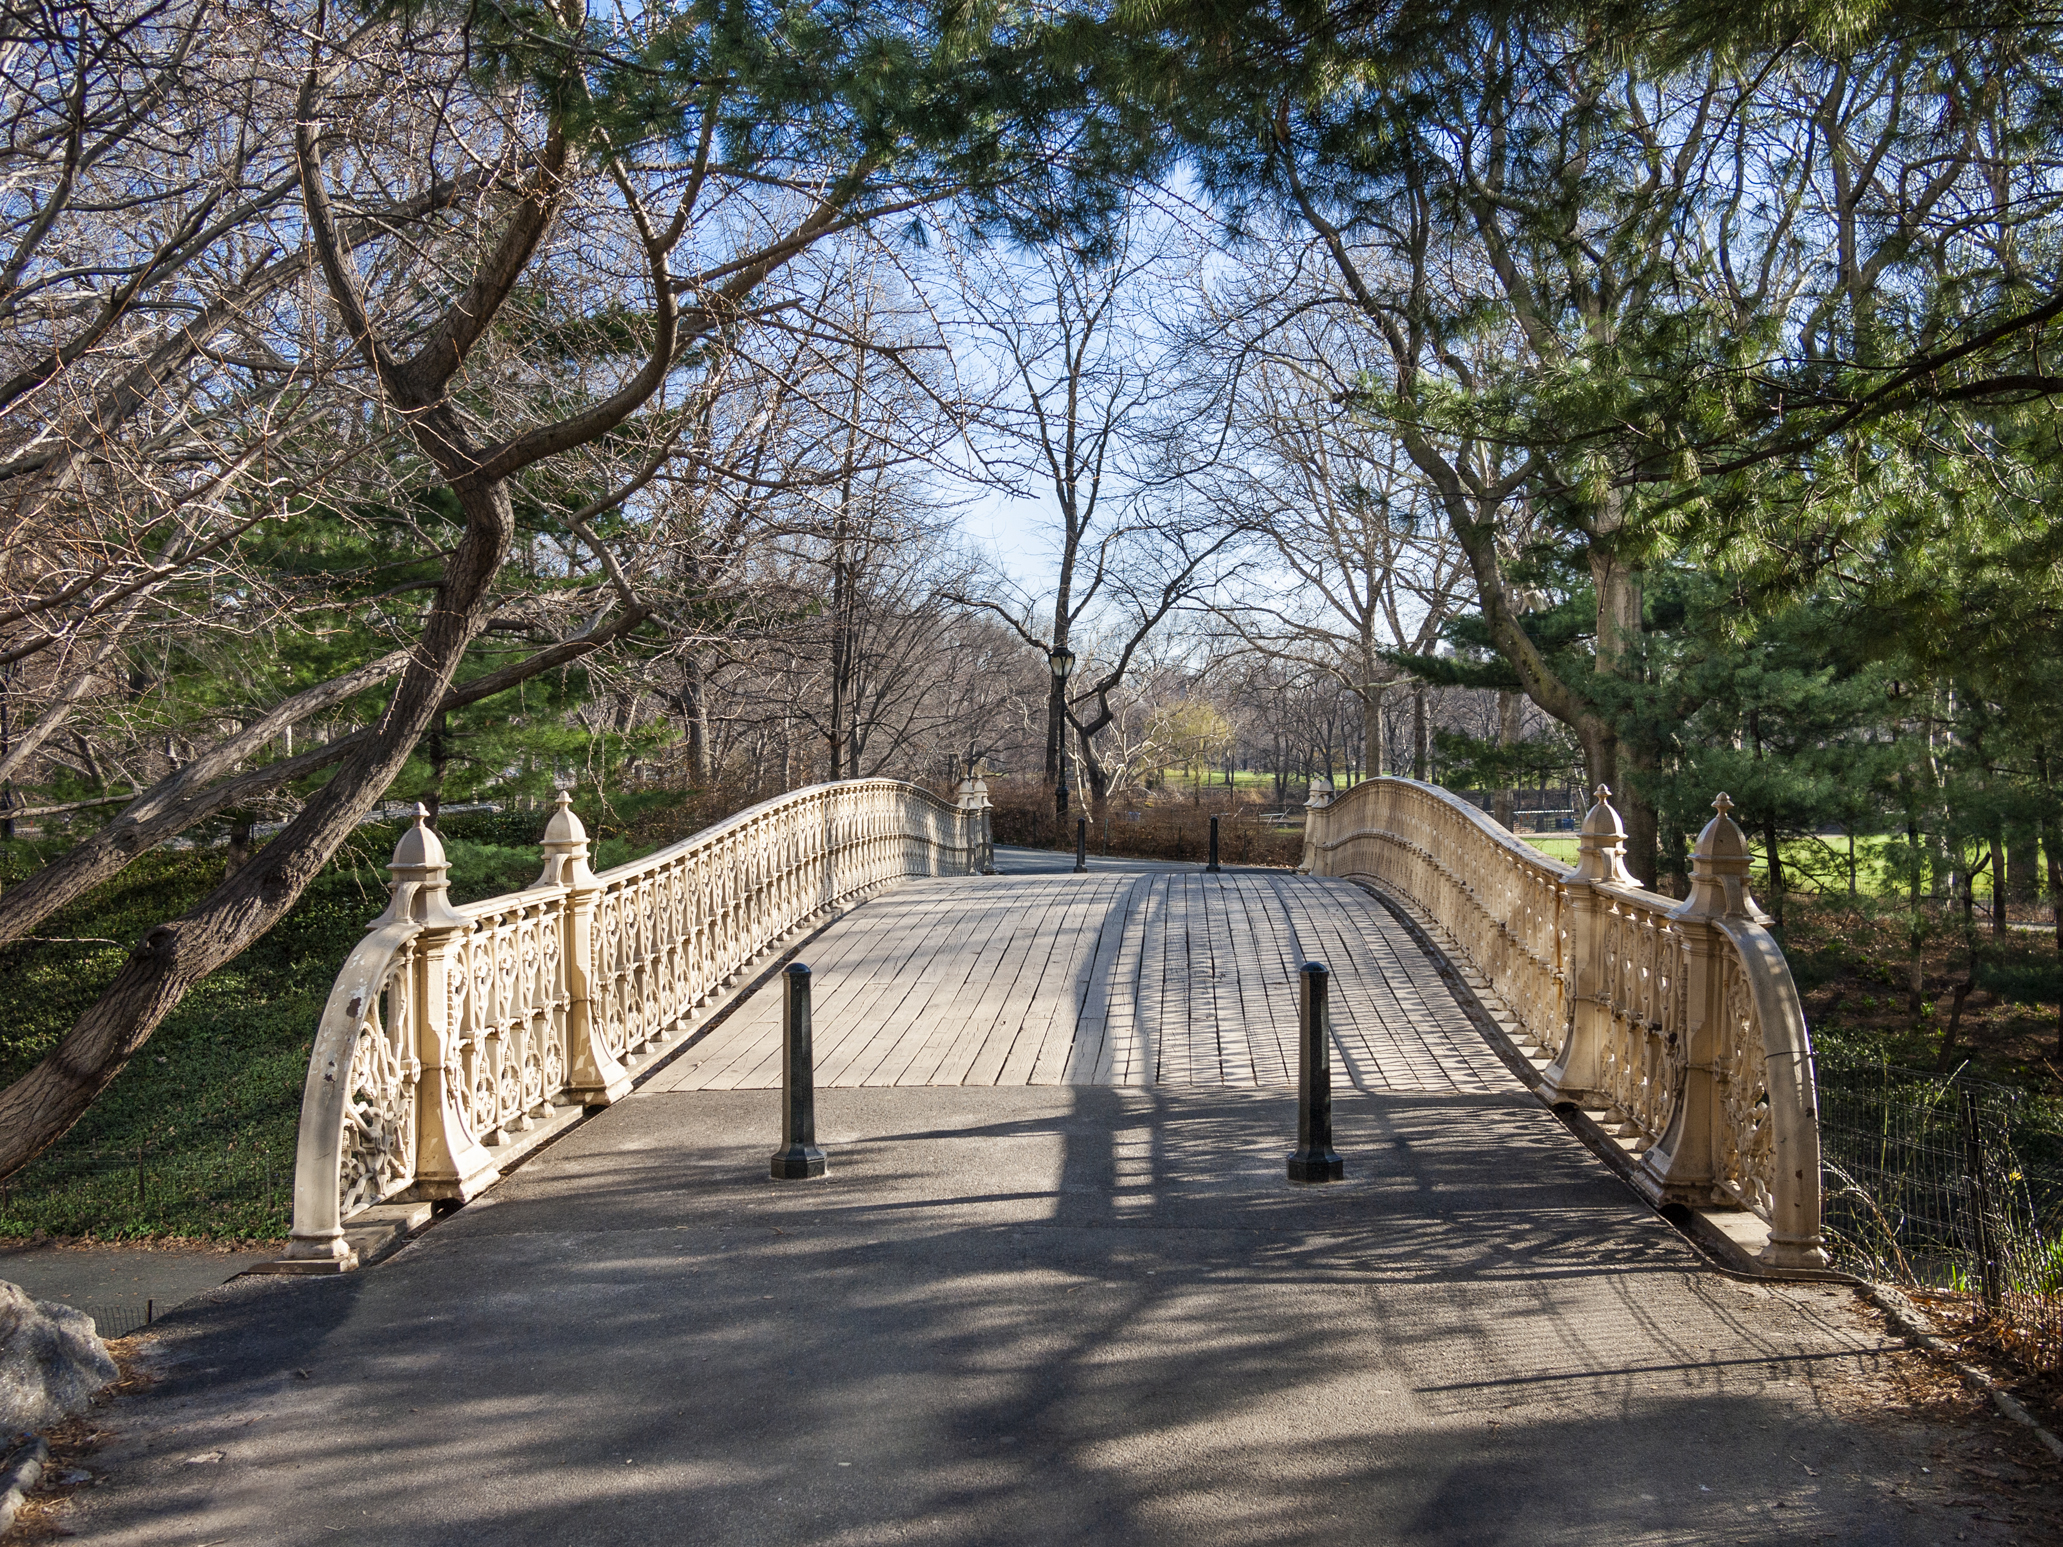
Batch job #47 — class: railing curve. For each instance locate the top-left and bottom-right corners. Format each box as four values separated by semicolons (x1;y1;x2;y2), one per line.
268;777;989;1271
1302;776;1827;1269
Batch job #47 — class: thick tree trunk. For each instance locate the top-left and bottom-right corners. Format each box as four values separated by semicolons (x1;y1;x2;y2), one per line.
681;654;712;784
2009;826;2039;907
1575;720;1618;810
1491;688;1520;829
1078;726;1111;829
1622;748;1660;891
1364;680;1387;780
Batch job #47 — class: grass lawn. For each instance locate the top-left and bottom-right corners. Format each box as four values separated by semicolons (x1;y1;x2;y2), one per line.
1519;835;1579;865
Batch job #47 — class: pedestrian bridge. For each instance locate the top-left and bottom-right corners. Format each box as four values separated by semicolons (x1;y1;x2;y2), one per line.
266;775;1826;1275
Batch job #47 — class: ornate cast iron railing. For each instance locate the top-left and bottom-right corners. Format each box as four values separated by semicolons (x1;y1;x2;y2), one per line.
1301;777;1826;1270
270;777;993;1272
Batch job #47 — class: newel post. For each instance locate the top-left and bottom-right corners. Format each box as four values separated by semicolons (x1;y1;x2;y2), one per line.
1542;784;1635;1105
1643;794;1767;1203
539;791;632;1107
1677;793;1826;1268
1297;776;1334;874
958;773;995;875
392;808;498;1202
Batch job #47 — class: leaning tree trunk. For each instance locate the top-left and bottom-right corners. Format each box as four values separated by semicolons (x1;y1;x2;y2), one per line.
0;474;516;1180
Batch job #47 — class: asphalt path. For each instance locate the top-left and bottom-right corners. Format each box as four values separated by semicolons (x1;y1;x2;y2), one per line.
54;1083;2045;1546
0;1244;269;1336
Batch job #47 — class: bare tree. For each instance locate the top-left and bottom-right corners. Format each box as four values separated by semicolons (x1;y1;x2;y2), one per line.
947;202;1233;824
0;0;1103;1179
1169;279;1478;781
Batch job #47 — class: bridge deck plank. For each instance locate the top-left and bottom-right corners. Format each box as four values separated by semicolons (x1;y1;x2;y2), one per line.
652;867;1523;1095
880;881;1022;1087
952;867;1082;1087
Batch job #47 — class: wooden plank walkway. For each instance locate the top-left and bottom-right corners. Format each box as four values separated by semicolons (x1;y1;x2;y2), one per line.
649;869;1520;1094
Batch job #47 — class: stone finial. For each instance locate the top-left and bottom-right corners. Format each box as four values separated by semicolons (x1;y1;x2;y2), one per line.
375;805;463;926
956;774;992;812
1675;790;1769;922
1306;776;1334;809
1570;783;1635;885
534;789;596;890
540;788;588;846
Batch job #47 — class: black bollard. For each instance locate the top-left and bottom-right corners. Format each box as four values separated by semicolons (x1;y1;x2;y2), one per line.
770;962;827;1179
1206;814;1221;873
1075;816;1088;873
1286;961;1344;1183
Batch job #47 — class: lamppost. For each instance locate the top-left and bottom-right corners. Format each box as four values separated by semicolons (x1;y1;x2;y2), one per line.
1048;646;1075;825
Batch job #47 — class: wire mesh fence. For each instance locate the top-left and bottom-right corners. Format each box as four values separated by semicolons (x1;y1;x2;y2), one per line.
42;1300;158;1339
1819;1061;2063;1372
0;1149;289;1241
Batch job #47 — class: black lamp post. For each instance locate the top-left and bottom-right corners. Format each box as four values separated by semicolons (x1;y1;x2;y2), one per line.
1048;646;1075;823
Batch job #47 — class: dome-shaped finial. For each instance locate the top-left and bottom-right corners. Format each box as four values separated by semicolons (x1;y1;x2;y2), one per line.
1675;790;1767;922
1572;783;1634;885
375;802;460;926
534;788;595;889
389;803;448;870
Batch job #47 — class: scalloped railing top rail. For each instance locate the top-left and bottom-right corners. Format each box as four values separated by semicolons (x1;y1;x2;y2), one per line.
1300;777;1826;1270
268;777;994;1272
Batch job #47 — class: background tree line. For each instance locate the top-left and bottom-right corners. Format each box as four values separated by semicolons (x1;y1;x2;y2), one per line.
5;0;2063;1176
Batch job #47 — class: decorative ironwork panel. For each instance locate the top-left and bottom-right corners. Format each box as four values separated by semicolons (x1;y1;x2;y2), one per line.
340;936;420;1217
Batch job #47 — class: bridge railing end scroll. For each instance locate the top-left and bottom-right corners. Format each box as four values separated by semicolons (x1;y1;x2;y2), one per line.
1302;777;1827;1272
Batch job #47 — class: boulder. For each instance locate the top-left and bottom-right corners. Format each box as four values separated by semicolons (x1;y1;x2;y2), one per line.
0;1282;117;1433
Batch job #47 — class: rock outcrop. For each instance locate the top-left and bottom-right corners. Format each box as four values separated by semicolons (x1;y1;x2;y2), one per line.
0;1282;117;1433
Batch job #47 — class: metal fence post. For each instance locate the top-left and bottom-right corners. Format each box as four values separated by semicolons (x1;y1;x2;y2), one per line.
1287;962;1344;1183
1075;817;1088;873
771;963;827;1180
1206;815;1221;873
1960;1086;2001;1308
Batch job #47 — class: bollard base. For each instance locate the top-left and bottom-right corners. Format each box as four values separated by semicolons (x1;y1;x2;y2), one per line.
770;1145;827;1180
1286;1149;1344;1184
